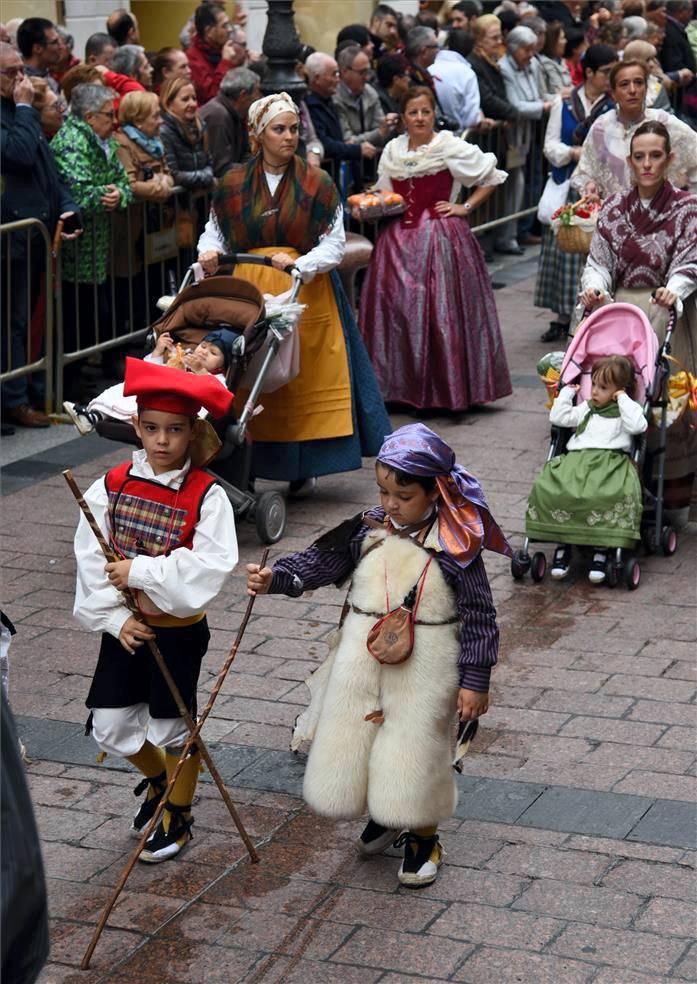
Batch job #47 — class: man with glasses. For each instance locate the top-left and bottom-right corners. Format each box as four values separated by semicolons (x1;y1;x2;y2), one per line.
305;51;379;168
17;17;62;96
334;44;397;154
0;42;79;430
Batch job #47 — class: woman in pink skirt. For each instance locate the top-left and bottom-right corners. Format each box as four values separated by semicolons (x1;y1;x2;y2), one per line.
359;87;512;412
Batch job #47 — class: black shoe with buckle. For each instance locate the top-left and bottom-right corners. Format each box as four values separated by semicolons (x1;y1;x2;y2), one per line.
131;770;166;838
139;802;194;863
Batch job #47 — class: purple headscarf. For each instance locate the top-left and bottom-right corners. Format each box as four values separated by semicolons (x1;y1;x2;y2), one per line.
377;423;511;568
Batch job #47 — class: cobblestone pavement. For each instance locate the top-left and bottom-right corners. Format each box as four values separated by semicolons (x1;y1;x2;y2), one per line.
2;260;696;984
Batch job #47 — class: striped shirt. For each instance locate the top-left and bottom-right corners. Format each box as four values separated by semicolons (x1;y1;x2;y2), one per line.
270;507;499;692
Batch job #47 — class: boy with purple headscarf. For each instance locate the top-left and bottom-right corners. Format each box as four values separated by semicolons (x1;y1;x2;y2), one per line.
247;424;509;887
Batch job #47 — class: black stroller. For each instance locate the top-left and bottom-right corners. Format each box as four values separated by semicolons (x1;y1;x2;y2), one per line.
95;254;303;544
511;300;680;591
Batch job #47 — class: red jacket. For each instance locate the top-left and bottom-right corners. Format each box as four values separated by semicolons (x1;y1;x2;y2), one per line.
186;34;235;106
103;70;145;116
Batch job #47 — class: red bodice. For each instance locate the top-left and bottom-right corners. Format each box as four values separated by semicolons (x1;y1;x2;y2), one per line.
392;170;454;227
104;462;216;560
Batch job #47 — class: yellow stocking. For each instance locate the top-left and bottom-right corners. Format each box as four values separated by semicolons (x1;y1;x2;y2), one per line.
127;742;166;798
162;748;200;835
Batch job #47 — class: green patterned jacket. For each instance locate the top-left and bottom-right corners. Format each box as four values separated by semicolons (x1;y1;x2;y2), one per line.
51;115;132;283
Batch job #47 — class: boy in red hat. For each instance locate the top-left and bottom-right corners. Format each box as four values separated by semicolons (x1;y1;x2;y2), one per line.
73;358;238;863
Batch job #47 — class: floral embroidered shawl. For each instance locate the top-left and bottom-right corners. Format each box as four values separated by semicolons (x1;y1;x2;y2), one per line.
589;181;697;291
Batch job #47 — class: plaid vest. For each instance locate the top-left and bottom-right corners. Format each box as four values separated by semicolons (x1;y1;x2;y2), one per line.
104;462;217;560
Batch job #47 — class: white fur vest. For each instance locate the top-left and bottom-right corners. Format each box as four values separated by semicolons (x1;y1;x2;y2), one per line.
302;528;460;829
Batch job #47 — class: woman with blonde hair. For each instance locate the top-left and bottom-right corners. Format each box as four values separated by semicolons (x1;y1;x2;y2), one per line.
115;90;173;200
159;76;214;190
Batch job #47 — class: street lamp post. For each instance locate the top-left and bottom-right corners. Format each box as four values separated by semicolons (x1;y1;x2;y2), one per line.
260;0;306;99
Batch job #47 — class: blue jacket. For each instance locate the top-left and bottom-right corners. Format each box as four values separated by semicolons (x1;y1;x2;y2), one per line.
1;99;78;257
305;92;361;162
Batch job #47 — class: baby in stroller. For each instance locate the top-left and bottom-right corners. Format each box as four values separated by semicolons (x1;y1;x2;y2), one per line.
63;328;237;436
526;355;648;584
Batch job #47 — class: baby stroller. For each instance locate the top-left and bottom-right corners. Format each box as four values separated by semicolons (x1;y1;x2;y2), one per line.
511;300;679;590
95;253;303;544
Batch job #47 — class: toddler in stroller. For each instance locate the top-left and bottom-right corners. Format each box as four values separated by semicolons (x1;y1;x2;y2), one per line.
63;329;236;435
526;355;648;584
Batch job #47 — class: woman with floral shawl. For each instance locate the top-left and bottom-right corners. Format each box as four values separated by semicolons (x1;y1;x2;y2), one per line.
247;423;510;889
580;121;697;522
198;92;389;491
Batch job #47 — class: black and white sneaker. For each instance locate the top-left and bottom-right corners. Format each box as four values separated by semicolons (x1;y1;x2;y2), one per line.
138;803;193;863
550;544;572;580
63;401;102;435
131;771;167;839
358;819;399;856
396;831;443;888
588;551;608;584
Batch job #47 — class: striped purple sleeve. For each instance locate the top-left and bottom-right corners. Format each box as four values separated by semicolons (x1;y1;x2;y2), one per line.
439;553;499;693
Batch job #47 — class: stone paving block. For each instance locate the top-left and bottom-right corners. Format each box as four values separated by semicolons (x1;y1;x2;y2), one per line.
456;819;568;847
251;956;384;984
416;865;530;906
483;733;593;764
452;946;596;984
517;786;653;838
591;970;676;984
559;716;665;746
323;886;446;933
222;720;298;751
628;700;696;727
486;844;609;885
614;771;697;803
602;674;696;703
626;798;697;849
530;690;634;719
479;706;571;735
453;776;546;823
511;761;633;794
672;941;697;981
34;804;111;843
633;896;696;938
218;910;353;960
550;923;687;976
330;925;472;977
14;714;82;748
601;858;697;901
562;834;683;864
232;749;306;796
214;695;302;727
115;938;260;983
571;653;675;678
427;901;564;950
512;879;642;928
582;742;694;776
44;919;145;977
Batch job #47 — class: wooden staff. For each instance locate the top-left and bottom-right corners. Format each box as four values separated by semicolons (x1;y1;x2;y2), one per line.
62;470;264;968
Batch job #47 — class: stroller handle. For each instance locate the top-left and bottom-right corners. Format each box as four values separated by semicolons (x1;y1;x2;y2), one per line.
217;253;300;278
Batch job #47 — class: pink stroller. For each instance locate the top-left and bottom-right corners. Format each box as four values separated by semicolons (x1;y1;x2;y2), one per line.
511;301;679;591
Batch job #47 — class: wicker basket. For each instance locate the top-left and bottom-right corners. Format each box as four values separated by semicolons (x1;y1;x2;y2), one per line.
557;224;593;255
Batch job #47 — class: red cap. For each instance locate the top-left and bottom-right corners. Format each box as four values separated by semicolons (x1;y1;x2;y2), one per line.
122;357;234;419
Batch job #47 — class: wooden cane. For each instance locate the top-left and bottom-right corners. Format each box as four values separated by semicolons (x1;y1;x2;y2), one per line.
62;471;264;967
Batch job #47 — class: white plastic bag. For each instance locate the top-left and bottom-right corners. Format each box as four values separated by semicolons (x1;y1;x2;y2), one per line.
537;175;570;226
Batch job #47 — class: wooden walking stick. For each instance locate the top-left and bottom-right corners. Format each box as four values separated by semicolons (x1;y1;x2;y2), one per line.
62;470;264;968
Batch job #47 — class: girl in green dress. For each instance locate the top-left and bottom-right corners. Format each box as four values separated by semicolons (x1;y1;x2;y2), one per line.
526;355;648;584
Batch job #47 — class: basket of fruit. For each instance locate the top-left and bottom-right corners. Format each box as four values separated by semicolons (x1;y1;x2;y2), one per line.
551;197;602;254
348;189;406;221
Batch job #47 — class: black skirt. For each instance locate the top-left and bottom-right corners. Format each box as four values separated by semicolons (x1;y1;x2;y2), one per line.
86;618;210;719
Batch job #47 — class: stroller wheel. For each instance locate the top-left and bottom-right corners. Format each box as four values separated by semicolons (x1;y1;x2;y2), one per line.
605;558;619;588
660;526;678;557
511;549;530;580
530;551;547;583
641;527;657;555
623;557;641;591
255;491;287;544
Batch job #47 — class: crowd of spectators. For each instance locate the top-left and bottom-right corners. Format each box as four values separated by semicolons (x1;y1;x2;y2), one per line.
1;0;696;433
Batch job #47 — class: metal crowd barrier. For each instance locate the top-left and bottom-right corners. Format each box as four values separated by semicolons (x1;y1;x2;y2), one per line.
0;218;54;414
1;124;549;415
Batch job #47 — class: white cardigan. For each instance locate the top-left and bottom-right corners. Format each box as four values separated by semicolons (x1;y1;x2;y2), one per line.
550;386;648;452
